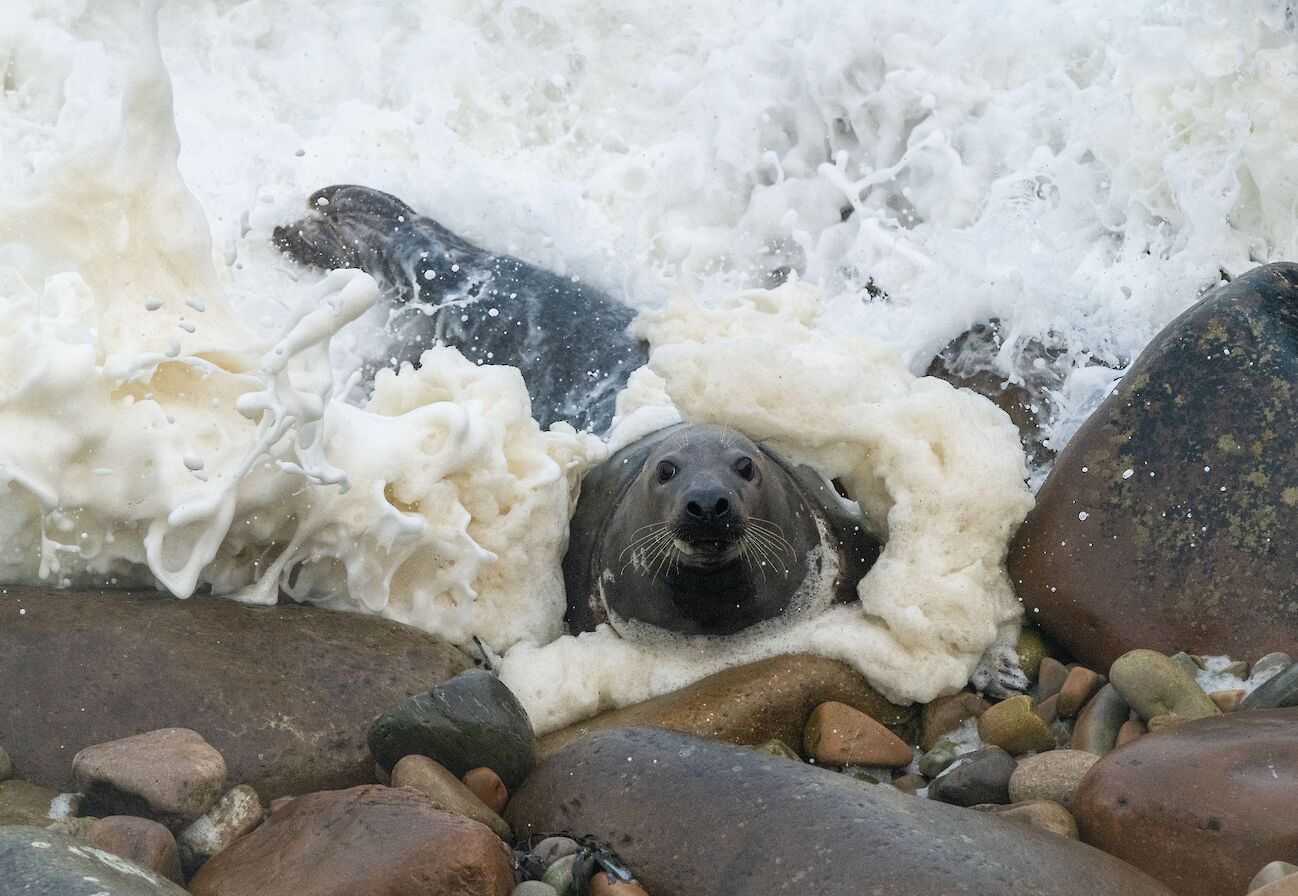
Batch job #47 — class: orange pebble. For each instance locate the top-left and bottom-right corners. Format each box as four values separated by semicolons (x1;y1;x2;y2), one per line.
591;873;651;896
462;766;509;814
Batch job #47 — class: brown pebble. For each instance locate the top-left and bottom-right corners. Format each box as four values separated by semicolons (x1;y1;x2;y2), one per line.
462;767;508;814
919;692;990;751
1034;694;1059;725
1037;658;1070;702
892;773;926;795
88;815;184;885
1210;689;1245;713
1115;720;1147;747
591;873;651;895
804;701;914;767
1057;667;1107;720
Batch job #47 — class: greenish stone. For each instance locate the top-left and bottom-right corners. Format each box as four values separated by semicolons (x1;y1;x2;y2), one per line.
1109;650;1219;722
976;696;1055;755
0;780;56;828
1016;626;1051;682
1071;684;1131;756
919;740;958;778
0;825;188;894
369;668;536;790
542;852;579;895
514;882;561;896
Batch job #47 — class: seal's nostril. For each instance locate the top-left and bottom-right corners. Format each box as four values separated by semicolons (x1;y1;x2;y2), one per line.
686;501;703;518
715;498;730;516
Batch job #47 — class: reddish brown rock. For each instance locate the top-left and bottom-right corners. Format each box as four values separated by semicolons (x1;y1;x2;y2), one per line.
1056;668;1106;720
188;785;513;896
1115;720;1147;747
1075;708;1298;896
804;701;913;767
540;653;910;757
87;815;184;885
392;755;511;841
1036;658;1069;702
920;692;990;751
508;727;1175;896
591;876;651;896
463;767;508;815
1010;264;1298;669
0;589;470;801
73;728;226;828
1034;694;1059;725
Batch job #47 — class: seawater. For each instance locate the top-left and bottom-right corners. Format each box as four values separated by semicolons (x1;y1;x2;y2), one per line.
1;0;1294;730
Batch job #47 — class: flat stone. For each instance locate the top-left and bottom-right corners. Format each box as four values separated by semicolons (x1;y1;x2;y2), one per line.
177;785;263;876
370;669;536;791
391;754;511;840
977;696;1054;755
1008;750;1098;810
1056;668;1106;720
540;653;909;758
919;692;989;751
0;779;57;827
88;816;184;885
1252;863;1298;894
507;727;1174;896
1110;650;1219;722
975;800;1078;839
804;701;913;767
1075;708;1298;896
0;589;470;801
1010;263;1298;668
74;728;226;828
928;747;1017;807
0;825;188;895
1071;684;1130;756
188;785;513;896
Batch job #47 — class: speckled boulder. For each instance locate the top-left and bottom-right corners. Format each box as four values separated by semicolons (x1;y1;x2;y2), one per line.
508;727;1175;896
1010;263;1298;668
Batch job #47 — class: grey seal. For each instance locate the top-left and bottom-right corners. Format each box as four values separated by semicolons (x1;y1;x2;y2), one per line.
274;185;647;433
564;423;882;637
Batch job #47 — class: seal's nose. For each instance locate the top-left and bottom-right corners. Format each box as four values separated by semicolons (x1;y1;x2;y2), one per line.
684;490;733;521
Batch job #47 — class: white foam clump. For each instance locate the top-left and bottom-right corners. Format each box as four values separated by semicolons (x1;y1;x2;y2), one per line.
500;285;1033;732
0;7;601;656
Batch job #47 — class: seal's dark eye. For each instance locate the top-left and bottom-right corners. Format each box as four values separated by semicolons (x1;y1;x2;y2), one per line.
656;461;677;483
735;456;755;481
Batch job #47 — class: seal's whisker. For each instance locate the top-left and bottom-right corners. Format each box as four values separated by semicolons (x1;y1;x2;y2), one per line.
747;517;790;538
617;524;672;561
619;528;675;573
740;535;768;581
747;522;796;559
746;528;792;574
746;533;787;576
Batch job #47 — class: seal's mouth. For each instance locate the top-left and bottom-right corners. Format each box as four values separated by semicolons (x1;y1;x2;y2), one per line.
672;531;742;568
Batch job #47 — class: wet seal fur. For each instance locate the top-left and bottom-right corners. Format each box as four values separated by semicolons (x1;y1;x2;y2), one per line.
565;423;881;637
274;185;647;433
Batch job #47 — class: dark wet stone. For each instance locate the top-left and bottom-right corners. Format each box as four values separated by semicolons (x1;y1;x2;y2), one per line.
0;589;470;801
0;825;188;895
1241;661;1298;710
928;747;1017;807
507;727;1173;896
1075;708;1298;896
1010;263;1298;669
1071;684;1130;756
369;669;536;790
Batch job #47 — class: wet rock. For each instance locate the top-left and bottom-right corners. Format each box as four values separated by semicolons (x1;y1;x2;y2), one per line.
1209;689;1244;712
73;728;226;828
1036;658;1069;702
892;773;925;795
188;785;513;896
0;589;470;801
1056;668;1106;720
1241;661;1298;710
1115;720;1147;747
0;747;12;782
918;740;958;778
370;669;536;791
1254;878;1298;896
463;767;509;815
514;884;560;896
928;747;1017;807
1034;694;1059;724
88;816;184;885
1250;652;1293;685
1071;684;1130;755
591;876;650;896
920;693;989;751
177;785;263;876
1169;652;1201;678
1008;750;1097;810
0;825;189;894
753;739;801;760
540;653;908;757
391;754;511;840
0;779;57;827
531;835;580;866
1010;264;1298;668
975;800;1078;839
1109;650;1219;723
1075;708;1298;896
507;727;1174;896
1252;863;1298;894
804;701;913;767
1016;627;1051;682
977;696;1054;755
542;853;579;893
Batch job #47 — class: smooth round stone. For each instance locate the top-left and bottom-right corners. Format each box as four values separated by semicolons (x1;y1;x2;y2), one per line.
1250;653;1293;685
72;728;227;828
928;747;1017;807
1008;751;1098;810
1036;658;1069;703
1016;627;1051;682
0;747;12;782
463;766;509;815
391;754;511;841
89;816;184;885
1109;650;1219;722
1072;685;1130;756
591;875;650;895
976;800;1078;839
542;853;579;894
514;883;561;896
0;825;188;894
977;696;1055;755
1056;668;1106;720
369;669;536;790
919;740;959;778
532;835;580;867
1251;862;1298;893
920;693;989;751
1115;720;1147;747
804;701;914;768
1242;661;1298;710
